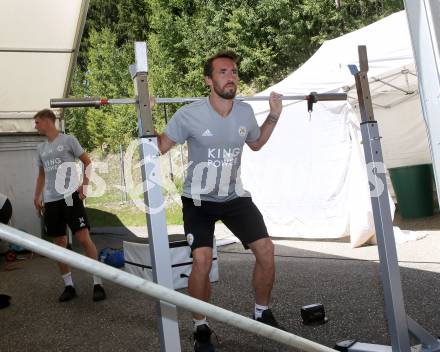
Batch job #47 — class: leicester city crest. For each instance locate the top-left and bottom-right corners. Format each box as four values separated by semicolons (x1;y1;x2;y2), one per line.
238;126;247;138
186;233;194;246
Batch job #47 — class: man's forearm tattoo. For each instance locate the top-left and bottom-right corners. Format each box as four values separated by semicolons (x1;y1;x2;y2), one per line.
267;113;279;124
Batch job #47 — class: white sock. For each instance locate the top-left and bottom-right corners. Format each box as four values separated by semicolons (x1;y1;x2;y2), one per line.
62;272;74;287
93;275;102;286
193;317;208;331
254;304;269;319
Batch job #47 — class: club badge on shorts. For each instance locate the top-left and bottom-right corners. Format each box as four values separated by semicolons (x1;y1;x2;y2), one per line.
186;233;194;246
78;217;86;228
238;126;247;138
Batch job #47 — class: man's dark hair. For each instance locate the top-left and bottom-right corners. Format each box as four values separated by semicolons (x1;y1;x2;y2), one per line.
33;109;56;122
204;51;240;77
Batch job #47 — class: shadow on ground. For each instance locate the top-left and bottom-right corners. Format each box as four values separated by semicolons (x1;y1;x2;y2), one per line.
85;207;126;228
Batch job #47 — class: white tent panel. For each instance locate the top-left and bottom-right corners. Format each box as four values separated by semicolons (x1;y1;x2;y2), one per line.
0;53;70;111
0;0;81;49
404;0;440;209
372;96;431;168
0;0;88;133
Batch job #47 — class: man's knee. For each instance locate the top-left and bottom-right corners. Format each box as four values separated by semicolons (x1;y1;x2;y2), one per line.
191;248;213;275
75;229;92;247
252;238;274;258
53;236;68;247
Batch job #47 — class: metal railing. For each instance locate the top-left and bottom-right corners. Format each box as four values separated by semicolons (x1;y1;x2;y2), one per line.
0;223;336;352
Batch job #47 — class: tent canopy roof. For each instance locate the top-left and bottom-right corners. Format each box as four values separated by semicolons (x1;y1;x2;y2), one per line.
0;0;89;132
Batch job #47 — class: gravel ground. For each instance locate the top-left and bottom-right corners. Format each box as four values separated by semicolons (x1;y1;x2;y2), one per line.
1;211;439;351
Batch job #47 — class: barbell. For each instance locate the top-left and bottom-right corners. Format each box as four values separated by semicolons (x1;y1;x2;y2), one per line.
50;92;347;113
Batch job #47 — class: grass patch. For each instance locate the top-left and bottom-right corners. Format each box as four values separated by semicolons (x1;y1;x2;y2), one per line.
84;146;186;228
86;202;183;228
85;193;122;206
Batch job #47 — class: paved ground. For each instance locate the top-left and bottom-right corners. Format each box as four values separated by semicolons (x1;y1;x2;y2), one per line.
1;212;440;351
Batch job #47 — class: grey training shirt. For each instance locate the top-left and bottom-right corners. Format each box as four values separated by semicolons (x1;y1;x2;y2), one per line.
37;133;85;203
165;98;260;202
0;193;7;209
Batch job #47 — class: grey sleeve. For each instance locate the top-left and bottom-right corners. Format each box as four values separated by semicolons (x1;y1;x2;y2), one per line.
246;109;261;143
68;135;85;157
165;110;189;144
36;147;43;168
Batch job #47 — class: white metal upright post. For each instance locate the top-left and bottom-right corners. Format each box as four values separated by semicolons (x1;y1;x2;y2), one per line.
130;42;181;352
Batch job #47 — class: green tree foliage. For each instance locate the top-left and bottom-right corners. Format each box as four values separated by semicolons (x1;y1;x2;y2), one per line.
148;0;403;94
65;29;137;151
67;0;403;150
64;69;92;150
77;0;151;68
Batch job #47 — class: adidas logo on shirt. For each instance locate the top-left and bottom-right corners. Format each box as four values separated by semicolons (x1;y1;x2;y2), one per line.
202;129;213;137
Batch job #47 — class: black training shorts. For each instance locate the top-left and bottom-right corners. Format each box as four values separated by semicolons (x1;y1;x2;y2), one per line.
43;192;90;237
0;199;12;225
182;196;268;251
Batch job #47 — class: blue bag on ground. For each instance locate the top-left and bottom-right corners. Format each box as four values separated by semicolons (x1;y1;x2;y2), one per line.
99;248;125;268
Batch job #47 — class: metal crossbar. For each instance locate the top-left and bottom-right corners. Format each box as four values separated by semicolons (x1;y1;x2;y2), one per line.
50;93;347;109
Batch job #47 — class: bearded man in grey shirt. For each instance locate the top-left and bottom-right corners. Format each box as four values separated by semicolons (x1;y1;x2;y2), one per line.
157;51;283;352
33;109;106;303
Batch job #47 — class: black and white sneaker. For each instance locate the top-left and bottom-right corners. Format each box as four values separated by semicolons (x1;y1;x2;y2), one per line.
193;324;215;352
93;284;106;302
254;309;284;330
59;285;77;302
0;294;11;309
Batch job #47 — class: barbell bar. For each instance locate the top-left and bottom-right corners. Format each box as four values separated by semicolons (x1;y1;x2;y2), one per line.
50;92;347;110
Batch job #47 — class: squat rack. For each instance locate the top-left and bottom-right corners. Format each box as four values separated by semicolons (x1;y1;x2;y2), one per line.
50;42;439;352
333;46;440;352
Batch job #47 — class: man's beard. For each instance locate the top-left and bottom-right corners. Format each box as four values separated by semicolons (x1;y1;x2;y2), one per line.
213;82;237;99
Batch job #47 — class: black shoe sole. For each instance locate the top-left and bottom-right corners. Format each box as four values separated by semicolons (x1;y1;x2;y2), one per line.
93;290;107;302
59;293;77;302
93;294;106;302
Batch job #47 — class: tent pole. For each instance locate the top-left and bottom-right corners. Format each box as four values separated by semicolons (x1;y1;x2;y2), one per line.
404;0;440;212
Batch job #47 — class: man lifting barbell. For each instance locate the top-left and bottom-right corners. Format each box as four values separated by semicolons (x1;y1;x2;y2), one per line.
156;51;284;352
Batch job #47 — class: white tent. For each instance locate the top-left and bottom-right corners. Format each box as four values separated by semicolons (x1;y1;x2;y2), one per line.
241;11;431;247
